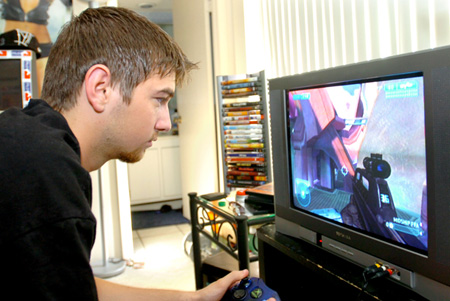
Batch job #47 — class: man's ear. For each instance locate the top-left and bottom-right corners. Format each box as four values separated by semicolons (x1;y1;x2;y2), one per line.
84;64;112;113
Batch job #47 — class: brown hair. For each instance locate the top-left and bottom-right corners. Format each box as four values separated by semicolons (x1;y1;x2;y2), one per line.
42;6;197;112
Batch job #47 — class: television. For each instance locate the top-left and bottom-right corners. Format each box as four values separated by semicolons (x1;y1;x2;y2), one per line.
0;49;38;110
269;45;450;299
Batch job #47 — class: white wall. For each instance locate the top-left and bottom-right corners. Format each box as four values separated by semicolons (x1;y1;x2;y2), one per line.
173;0;219;218
173;0;252;218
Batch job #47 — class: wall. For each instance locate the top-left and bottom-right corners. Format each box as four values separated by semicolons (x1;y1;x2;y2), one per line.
173;0;216;218
173;0;251;218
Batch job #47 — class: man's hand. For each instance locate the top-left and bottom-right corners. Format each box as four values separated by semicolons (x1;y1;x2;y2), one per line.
196;270;277;301
95;270;277;301
196;269;249;300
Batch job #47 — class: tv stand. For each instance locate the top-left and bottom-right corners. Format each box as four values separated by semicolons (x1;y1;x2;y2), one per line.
256;224;427;300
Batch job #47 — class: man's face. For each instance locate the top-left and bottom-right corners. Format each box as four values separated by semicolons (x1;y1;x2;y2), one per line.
105;73;175;163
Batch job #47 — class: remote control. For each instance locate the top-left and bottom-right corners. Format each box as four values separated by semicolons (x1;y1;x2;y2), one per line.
222;277;280;301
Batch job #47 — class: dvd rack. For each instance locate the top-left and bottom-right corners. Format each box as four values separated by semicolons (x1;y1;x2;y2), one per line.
217;71;271;194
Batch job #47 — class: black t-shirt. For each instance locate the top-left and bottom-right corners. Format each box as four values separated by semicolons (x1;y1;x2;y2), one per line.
0;99;98;300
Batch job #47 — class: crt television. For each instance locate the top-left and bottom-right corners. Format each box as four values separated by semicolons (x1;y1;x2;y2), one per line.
269;46;450;299
0;49;38;110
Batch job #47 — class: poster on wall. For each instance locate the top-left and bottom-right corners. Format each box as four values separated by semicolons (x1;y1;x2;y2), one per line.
0;0;73;94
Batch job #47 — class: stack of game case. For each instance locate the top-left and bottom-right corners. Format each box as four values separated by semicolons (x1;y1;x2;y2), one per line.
217;71;271;193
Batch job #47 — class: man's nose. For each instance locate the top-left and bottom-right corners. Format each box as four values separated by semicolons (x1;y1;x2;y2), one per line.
156;106;172;132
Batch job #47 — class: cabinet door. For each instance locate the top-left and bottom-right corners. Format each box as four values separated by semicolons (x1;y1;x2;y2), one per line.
160;144;182;198
127;136;181;205
128;148;161;204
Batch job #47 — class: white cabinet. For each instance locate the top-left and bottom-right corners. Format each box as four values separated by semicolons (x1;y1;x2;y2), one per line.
127;135;182;206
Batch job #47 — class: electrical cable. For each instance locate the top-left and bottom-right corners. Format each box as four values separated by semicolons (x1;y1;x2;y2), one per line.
358;264;395;300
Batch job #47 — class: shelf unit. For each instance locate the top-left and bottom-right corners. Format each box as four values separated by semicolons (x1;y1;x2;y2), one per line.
217;71;271;194
188;192;275;289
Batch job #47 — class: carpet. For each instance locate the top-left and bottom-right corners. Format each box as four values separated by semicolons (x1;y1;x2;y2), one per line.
131;208;189;230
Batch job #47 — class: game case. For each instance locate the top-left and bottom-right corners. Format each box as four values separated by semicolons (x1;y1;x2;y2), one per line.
223;115;262;121
224;110;261;116
224;120;261;125
221;81;260;90
222;105;261;112
222;87;261;95
220;76;258;86
224;129;263;135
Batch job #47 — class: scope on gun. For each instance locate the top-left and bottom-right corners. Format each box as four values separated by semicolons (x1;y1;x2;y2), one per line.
363;153;391;179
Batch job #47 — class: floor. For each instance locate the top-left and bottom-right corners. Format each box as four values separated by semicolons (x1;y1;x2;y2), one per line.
107;223;196;292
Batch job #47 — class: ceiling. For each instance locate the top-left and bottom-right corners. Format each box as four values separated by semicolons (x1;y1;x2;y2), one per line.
117;0;173;24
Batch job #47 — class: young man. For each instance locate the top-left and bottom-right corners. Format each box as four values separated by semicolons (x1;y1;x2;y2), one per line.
0;6;248;300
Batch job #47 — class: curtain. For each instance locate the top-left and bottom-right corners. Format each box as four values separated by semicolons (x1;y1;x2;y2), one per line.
246;0;450;79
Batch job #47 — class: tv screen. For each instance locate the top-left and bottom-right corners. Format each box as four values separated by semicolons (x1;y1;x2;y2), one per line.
287;74;428;255
269;45;450;300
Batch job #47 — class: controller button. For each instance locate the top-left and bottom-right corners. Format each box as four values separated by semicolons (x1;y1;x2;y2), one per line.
232;289;247;300
244;279;252;288
250;287;263;299
238;277;251;289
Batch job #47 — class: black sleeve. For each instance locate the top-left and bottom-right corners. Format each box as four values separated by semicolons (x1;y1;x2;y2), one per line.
0;218;98;300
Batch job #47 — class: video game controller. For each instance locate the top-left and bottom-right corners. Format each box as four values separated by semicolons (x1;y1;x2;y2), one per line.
222;277;281;301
